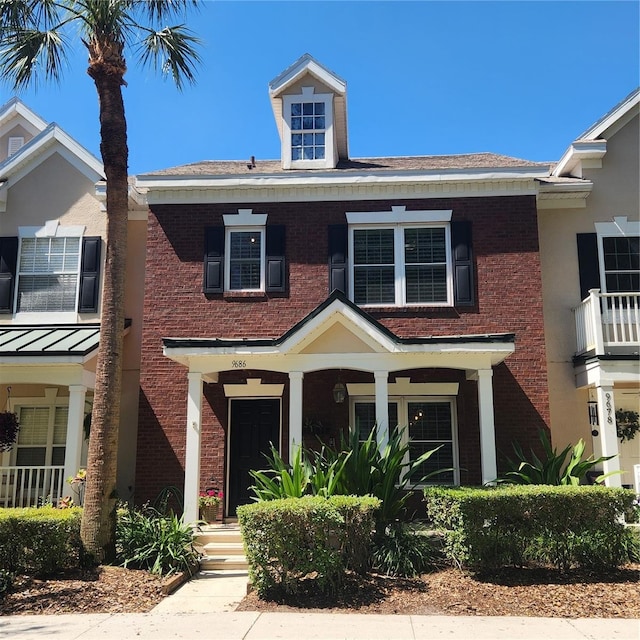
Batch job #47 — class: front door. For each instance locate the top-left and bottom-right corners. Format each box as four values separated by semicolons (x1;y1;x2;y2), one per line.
228;398;280;515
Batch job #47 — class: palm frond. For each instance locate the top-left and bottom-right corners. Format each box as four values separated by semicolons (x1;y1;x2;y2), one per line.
137;24;201;89
0;27;68;89
137;0;199;24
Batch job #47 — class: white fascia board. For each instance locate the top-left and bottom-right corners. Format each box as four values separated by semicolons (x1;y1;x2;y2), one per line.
138;166;549;194
578;89;640;141
0;97;48;136
552;140;607;177
269;54;347;97
0;125;104;184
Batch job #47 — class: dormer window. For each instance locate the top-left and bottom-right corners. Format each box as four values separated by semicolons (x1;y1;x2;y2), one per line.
283;88;333;169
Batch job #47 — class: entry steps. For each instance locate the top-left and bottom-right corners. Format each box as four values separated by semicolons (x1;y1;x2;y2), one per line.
194;522;249;571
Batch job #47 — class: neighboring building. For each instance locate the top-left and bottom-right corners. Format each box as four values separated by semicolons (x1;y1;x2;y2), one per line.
0;98;146;506
538;89;640;489
135;55;553;522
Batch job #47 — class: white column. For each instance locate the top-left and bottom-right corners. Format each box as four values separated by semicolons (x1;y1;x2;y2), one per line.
374;370;389;450
477;369;497;485
595;382;622;487
63;385;87;493
183;372;203;525
288;371;304;460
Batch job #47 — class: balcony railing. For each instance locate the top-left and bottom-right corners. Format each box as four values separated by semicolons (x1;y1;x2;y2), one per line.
0;466;66;508
573;289;640;355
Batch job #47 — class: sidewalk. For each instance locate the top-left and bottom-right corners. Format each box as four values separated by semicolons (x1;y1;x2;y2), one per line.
1;612;638;640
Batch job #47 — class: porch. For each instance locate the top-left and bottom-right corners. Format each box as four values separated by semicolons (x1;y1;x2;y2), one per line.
0;465;66;508
573;289;640;356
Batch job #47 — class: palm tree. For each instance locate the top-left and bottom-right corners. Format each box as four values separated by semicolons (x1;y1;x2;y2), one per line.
0;0;201;562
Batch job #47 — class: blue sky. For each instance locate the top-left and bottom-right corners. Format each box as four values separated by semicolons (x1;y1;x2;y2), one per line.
3;1;638;175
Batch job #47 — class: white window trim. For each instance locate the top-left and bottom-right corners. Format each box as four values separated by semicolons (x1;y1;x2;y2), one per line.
6;388;68;467
282;88;334;170
348;222;453;307
349;394;460;486
224;226;266;292
14;222;86;322
594;216;640;294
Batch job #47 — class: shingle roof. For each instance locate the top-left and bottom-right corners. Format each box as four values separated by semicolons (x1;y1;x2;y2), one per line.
141;153;551;178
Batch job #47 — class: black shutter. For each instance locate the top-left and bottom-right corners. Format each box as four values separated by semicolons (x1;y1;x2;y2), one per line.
265;225;286;293
328;224;348;294
204;226;224;294
577;233;600;301
451;221;474;306
0;236;18;314
78;236;101;313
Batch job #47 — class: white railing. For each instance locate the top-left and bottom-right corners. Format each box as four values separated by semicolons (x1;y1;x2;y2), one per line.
0;466;66;508
573;289;640;355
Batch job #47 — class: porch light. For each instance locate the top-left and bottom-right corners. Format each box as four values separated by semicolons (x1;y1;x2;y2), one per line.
332;381;347;404
588;400;599;436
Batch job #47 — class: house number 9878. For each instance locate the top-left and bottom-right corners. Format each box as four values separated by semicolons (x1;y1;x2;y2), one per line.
232;360;246;368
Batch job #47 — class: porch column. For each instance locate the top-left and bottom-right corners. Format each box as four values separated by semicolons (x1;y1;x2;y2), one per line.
477;369;497;485
288;371;304;459
374;370;389;450
595;382;622;487
183;372;203;524
63;385;87;494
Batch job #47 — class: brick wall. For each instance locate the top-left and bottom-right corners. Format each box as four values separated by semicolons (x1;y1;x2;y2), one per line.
135;195;549;503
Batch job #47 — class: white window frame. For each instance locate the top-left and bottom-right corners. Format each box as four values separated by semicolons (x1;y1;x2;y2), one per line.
6;389;69;468
349;395;460;487
282;87;334;170
595;217;640;294
224;227;266;292
346;207;453;308
15;221;85;322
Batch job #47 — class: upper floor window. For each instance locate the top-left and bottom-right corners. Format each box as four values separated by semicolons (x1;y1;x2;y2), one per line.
17;236;80;312
290;101;325;161
350;224;452;306
227;228;264;291
602;235;639;293
282;88;333;169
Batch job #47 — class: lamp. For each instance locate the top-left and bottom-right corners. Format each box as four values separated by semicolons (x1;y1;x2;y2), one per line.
332;381;347;404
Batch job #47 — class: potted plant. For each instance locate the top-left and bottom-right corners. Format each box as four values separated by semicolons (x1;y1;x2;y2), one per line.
199;489;223;523
0;411;19;452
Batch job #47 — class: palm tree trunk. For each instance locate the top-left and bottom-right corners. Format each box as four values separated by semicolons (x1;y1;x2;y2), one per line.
80;64;129;563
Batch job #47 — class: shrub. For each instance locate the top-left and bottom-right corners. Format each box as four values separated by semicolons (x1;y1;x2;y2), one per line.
0;568;13;597
115;504;199;576
371;522;438;577
498;430;616;485
0;507;83;576
424;485;636;571
238;495;380;597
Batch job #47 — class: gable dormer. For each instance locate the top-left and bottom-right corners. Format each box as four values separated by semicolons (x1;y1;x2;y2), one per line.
269;54;348;170
0;98;48;164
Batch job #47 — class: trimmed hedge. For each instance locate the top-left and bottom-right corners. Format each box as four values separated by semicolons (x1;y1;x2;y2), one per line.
238;495;380;597
0;507;84;576
424;485;636;571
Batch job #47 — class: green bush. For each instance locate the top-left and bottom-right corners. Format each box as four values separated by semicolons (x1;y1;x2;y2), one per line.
0;507;83;576
115;504;199;576
371;522;439;577
0;568;13;597
238;495;380;597
424;485;636;571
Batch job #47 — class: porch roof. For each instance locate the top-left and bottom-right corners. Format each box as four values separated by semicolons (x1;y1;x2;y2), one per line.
0;324;101;361
163;291;516;374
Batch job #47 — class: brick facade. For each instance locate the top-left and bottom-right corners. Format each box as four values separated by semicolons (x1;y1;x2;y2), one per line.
136;195;550;506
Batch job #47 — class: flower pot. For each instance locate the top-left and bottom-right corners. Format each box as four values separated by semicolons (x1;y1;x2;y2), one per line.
200;504;219;523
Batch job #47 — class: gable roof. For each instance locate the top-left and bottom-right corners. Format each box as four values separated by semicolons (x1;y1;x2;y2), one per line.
0;97;48;139
553;88;640;177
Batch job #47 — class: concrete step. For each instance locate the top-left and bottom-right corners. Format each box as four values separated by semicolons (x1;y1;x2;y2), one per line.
202;541;245;556
200;555;249;571
194;524;243;546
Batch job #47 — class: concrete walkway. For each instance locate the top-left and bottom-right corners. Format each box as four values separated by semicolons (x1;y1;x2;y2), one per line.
1;612;638;639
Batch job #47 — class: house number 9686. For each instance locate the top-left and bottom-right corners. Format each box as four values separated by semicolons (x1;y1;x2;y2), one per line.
232;360;246;368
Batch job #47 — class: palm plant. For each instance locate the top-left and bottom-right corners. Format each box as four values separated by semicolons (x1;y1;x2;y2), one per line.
0;0;201;562
498;429;618;485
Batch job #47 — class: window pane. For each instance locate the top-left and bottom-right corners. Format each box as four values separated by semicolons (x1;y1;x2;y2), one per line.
602;236;639;293
408;402;452;440
302;117;314;129
53;407;68;445
314;103;325;115
302;103;313;115
52;447;66;466
291;117;301;131
408;442;454;484
16;448;46;466
353;229;394;265
17;274;78;312
406;265;447;303
17;407;50;445
354;266;395;304
405;228;446;264
229;231;261;290
291;103;302;116
354;402;398;441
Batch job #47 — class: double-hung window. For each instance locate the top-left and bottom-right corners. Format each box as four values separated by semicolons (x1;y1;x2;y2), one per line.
17;236;81;312
226;228;264;291
601;235;639;293
351;396;458;485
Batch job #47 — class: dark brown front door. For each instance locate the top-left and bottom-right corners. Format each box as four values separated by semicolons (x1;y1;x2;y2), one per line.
228;398;280;515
